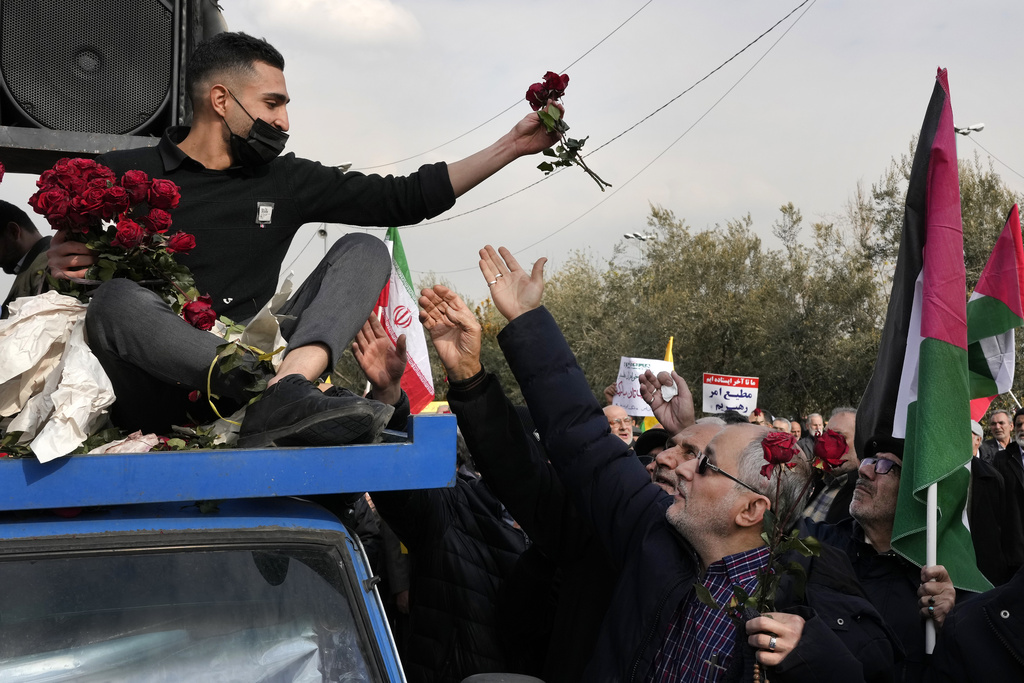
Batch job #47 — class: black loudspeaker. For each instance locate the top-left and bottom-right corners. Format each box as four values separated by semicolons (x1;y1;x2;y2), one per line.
0;0;224;174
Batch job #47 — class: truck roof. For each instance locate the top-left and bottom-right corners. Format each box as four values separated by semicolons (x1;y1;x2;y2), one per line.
0;414;456;512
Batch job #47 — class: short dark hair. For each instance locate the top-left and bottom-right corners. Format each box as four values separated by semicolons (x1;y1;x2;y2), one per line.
1014;407;1024;424
186;32;285;105
0;200;38;235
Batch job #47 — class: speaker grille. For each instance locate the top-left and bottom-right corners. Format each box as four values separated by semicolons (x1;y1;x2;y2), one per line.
1;0;173;135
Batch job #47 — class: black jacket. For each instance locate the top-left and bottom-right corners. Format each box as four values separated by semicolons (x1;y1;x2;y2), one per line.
499;307;897;683
927;563;1024;682
447;370;617;682
372;473;529;683
969;456;1024;586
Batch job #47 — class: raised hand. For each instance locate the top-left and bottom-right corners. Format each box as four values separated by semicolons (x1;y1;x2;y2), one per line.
478;245;546;322
418;285;482;381
352;314;407;405
638;369;695;434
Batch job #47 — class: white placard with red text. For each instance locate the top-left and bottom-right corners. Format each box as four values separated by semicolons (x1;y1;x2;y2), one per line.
612;357;674;416
702;373;759;416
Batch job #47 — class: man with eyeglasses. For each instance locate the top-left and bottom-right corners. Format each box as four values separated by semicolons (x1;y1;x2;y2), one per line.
479;245;896;683
807;434;958;683
604;405;635;445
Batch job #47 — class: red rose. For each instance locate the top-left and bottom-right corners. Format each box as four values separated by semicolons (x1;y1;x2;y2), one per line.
183;295;217;331
0;160;5;184
111;218;144;249
29;187;71;221
70;185;106;219
68;158;115;185
148;178;181;210
188;390;201;402
542;71;569;97
165;231;196;254
813;429;848;471
760;431;800;480
525;82;548;111
120;169;151;204
143;208;172;234
99;185;131;220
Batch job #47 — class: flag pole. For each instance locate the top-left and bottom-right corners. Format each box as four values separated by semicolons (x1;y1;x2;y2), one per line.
925;482;937;653
1008;390;1023;409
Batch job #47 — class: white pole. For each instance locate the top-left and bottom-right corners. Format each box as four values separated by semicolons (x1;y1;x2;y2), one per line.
1008;390;1023;410
925;482;938;653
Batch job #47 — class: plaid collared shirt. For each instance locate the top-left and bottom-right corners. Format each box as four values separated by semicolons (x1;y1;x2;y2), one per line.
803;471;851;523
646;545;771;683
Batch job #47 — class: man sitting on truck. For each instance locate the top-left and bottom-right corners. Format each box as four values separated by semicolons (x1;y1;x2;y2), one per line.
46;31;560;447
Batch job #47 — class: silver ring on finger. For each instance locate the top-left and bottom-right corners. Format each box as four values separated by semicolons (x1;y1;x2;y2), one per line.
768;636;777;652
494;273;503;279
487;280;497;287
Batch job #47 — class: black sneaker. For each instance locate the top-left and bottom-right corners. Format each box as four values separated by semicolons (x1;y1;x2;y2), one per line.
238;374;394;448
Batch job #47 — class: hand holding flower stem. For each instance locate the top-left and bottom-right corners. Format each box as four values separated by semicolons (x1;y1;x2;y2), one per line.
526;71;611;191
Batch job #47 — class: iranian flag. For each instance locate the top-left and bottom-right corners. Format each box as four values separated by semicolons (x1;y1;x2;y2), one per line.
966;204;1023;420
375;227;435;413
856;69;990;593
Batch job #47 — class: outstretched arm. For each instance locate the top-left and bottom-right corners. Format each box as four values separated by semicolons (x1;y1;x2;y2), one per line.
447;107;561;197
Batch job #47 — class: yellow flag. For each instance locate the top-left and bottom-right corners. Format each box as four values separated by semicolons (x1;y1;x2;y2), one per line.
643;337;674;431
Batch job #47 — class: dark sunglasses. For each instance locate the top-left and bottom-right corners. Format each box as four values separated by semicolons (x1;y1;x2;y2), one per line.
860;457;902;475
696;451;764;497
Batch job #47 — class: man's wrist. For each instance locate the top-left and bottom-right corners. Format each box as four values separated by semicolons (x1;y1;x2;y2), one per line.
448;363;485;390
446;360;483;383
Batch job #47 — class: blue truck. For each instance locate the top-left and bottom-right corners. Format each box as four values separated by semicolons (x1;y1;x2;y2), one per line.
0;415;458;682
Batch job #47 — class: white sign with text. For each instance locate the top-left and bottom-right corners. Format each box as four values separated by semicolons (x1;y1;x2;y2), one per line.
702;373;759;416
613;357;674;416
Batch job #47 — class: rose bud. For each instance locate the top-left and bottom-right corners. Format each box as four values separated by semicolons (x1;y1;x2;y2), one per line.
813;429;848;471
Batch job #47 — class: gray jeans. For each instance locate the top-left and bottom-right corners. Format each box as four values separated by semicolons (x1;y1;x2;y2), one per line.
85;233;391;433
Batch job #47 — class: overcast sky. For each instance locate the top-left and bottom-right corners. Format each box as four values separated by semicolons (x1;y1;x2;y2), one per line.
3;0;1023;303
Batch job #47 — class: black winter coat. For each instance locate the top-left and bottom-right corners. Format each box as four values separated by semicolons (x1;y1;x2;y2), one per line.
447;370;617;682
499;307;898;683
373;472;528;683
928;563;1024;682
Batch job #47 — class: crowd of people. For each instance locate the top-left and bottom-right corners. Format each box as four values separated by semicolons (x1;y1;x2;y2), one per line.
2;29;1023;683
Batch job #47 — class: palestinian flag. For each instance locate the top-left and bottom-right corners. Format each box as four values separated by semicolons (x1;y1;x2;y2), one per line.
375;227;435;413
856;69;990;592
966;204;1024;417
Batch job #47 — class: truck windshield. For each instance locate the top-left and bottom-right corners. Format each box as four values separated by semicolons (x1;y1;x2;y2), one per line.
0;547;377;682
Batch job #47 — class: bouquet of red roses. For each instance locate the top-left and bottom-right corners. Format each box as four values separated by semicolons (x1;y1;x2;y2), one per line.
28;157;214;330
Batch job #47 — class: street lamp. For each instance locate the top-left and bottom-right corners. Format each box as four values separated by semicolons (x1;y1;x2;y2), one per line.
954;123;985;136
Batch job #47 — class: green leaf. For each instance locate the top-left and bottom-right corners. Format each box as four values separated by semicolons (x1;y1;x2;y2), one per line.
692;582;721;610
544;103;561;122
537;162;555;173
165;438;188;449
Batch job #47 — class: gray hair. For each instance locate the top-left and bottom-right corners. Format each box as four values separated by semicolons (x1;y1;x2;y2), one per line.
830;406;856;420
697;416;726;425
773;417;792;431
736;437;811;516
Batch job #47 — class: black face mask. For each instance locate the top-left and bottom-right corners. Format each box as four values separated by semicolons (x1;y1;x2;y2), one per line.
226;91;289;166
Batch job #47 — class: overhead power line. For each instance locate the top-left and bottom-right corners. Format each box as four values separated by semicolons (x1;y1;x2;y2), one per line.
354;0;655;171
417;0;819;275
